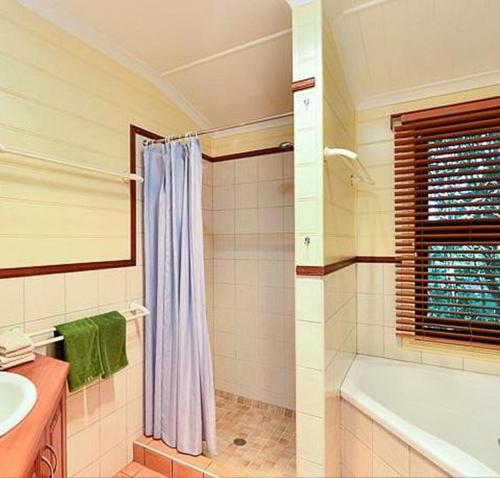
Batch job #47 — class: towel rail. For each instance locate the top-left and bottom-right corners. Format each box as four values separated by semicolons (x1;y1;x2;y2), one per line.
29;302;149;349
0;144;143;183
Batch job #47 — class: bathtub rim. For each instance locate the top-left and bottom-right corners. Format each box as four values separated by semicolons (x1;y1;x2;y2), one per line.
340;354;498;478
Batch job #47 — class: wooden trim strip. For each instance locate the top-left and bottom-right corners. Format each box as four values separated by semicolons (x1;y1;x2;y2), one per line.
210;145;293;163
291;77;316;93
296;256;397;276
391;95;500;129
0;127;141;279
356;256;399;263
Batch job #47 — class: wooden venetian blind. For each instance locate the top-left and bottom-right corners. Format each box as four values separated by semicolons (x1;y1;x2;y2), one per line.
394;97;500;348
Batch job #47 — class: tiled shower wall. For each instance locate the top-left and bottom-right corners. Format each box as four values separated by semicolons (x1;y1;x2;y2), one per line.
206;152;295;409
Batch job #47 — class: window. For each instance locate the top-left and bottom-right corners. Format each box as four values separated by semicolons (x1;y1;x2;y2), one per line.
393;97;500;348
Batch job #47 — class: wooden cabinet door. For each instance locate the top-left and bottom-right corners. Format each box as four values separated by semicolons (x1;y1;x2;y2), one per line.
46;392;66;478
32;388;67;478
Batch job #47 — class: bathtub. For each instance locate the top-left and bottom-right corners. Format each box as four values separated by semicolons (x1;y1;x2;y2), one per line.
341;355;500;478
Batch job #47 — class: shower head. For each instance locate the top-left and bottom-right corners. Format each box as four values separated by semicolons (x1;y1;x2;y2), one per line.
279;141;294;151
323;147;358;160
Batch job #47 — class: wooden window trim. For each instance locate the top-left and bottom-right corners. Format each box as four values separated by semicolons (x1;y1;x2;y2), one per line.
394;97;500;349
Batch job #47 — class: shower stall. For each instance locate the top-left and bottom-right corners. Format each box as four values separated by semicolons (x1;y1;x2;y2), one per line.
135;119;296;477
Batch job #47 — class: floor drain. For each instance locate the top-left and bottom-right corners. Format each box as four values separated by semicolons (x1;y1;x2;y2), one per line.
233;438;247;447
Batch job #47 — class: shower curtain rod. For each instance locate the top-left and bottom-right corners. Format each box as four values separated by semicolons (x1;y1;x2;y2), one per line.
145;111;294;145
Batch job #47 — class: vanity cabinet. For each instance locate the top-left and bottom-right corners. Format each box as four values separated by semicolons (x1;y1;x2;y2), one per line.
34;390;66;478
0;355;69;478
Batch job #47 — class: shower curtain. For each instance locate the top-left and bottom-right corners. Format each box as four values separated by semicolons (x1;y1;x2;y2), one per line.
143;138;216;456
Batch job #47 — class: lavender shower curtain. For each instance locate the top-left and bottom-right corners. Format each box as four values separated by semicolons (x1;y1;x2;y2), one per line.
143;138;216;456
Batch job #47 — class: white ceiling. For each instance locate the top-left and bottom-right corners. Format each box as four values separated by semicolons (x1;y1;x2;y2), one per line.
325;0;500;109
19;0;500;124
19;0;292;128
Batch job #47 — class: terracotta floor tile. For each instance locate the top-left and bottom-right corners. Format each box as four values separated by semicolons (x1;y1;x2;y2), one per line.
135;466;167;478
121;462;144;477
149;439;179;459
144;450;173;478
136;435;154;445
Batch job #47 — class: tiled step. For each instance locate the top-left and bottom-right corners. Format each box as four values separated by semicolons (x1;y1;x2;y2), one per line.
133;436;244;478
114;461;167;478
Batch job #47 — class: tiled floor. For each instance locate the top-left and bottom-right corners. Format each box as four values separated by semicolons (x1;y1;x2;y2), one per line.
115;462;166;478
133;391;296;477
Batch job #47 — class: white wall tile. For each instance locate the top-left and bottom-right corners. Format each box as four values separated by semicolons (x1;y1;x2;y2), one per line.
235;157;258;184
25;274;65;321
296;367;324;417
99;406;127;455
98;269;126;306
258;154;283;181
235;209;258;234
236;183;258;208
297;412;325;466
213;185;235;210
213;161;235;186
0;278;24;328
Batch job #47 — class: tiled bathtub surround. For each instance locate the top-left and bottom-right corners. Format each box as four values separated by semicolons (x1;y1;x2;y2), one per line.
340;399;449;478
210;152;295;409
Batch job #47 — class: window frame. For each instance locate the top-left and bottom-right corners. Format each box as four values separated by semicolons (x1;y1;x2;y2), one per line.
393;96;500;349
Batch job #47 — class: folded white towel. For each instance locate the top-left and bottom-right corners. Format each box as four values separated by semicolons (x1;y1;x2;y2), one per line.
0;353;35;370
3;344;35;358
0;328;33;355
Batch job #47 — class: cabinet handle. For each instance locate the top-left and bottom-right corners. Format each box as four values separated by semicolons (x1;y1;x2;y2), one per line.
41;456;54;478
45;444;58;473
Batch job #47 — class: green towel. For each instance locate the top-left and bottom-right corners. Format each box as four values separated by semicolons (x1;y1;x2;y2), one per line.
90;311;129;378
55;318;104;392
55;311;129;391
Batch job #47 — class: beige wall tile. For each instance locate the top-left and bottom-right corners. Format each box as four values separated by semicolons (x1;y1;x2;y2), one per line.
341;427;373;478
341;400;373;448
296;367;324;417
410;450;450;478
373;454;401;478
65;271;99;313
372;422;409;476
67;421;100;476
296;321;324;370
25;274;65;321
99;440;128;478
67;383;100;437
421;352;464;370
296;457;325;478
463;357;500;376
358;324;384;356
98;269;126;307
213;161;235;186
0;278;24;328
99;371;127;418
297;412;325;466
100;406;127;455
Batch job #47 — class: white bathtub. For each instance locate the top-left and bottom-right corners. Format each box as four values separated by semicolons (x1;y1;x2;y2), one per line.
341;355;500;478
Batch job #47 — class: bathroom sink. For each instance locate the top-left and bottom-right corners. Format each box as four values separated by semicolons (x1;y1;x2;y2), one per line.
0;372;37;437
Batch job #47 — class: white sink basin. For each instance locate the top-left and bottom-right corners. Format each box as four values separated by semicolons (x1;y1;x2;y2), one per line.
0;372;37;437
